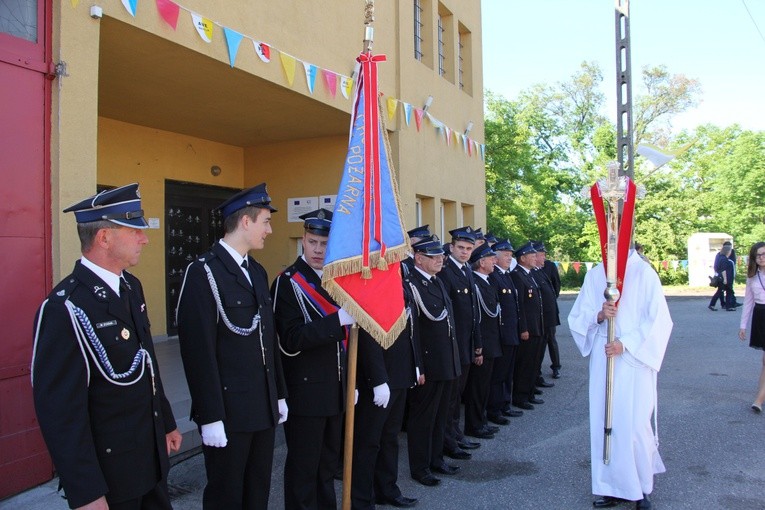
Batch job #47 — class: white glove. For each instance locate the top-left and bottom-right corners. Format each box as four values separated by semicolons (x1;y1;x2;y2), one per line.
338;308;356;326
278;399;289;424
355;389;359;405
373;383;391;408
201;420;227;448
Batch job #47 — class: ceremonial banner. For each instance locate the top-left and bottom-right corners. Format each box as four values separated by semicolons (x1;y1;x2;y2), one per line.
322;52;409;347
191;12;213;43
156;0;180;29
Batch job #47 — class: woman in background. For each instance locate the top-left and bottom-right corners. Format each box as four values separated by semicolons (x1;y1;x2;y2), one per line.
738;242;765;413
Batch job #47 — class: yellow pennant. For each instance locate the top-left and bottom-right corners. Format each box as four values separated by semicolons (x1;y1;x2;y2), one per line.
280;52;297;86
386;97;398;121
191;12;213;43
71;0;79;7
561;262;570;274
340;76;354;99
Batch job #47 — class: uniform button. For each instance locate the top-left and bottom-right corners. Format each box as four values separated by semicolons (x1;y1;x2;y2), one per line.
266;368;270;372
303;377;308;381
237;300;242;305
154;411;158;417
223;386;228;390
106;448;112;453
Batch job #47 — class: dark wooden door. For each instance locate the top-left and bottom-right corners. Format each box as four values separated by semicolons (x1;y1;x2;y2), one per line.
165;180;239;335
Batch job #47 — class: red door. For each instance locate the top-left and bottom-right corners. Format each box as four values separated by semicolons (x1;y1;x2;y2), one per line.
0;0;54;497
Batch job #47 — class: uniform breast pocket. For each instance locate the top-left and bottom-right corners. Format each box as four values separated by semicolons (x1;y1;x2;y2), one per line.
221;291;257;324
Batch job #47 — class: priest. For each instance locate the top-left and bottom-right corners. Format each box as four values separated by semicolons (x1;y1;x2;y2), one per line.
568;247;672;509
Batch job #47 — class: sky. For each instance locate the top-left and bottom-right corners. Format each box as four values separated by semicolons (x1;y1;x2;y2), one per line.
481;0;765;133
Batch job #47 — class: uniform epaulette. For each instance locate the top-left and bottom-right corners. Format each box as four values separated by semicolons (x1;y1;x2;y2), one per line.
49;277;80;303
195;250;217;263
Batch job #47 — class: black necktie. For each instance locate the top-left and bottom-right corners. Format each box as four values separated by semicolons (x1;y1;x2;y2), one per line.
462;264;470;278
241;259;248;269
119;277;131;314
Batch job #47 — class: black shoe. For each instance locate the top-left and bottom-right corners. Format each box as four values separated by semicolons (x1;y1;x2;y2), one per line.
465;428;495;439
726;307;736;311
430;461;460;475
528;397;544;404
487;413;509;425
593;496;623;508
708;305;717;311
502;408;523;417
533;388;543;395
735;301;743;307
412;472;441;487
537;380;555;388
513;401;535;410
635;493;651;509
444;448;472;460
485;424;500;433
381;495;418;508
457;439;481;450
552;369;560;379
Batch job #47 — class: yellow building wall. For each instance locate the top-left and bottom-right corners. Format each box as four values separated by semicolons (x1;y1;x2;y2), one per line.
98;118;245;333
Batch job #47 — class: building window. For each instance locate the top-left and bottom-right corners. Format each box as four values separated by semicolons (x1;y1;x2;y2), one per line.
458;32;464;90
437;15;445;76
414;0;424;61
458;22;473;95
0;0;37;42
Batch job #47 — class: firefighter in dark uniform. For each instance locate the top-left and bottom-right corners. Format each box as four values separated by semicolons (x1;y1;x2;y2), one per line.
177;183;287;510
510;242;546;410
351;268;423;509
32;183;182;510
439;227;494;446
533;241;562;379
487;239;526;423
271;208;355;510
402;224;430;278
463;242;503;436
405;235;461;487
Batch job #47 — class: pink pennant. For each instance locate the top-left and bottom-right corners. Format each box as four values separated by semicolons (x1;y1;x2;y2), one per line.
322;69;337;98
414;108;424;132
572;262;581;273
156;0;180;29
661;260;669;270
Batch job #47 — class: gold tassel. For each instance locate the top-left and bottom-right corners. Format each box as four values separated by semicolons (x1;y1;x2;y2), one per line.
377;258;388;270
362;267;372;279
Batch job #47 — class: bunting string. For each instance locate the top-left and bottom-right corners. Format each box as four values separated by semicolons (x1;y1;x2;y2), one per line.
77;0;486;160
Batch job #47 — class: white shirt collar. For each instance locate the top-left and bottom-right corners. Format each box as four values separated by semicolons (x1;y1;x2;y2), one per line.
219;239;247;267
449;255;467;269
415;266;433;280
473;270;490;282
301;255;323;278
80;256;122;295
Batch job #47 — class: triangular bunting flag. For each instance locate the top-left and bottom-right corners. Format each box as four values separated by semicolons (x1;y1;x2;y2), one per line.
121;0;137;16
156;0;180;29
671;260;679;270
340;75;353;99
661;260;669;270
254;41;271;63
71;0;79;7
467;137;473;156
561;262;570;274
479;143;485;161
414;108;424;131
303;62;318;93
322;69;337;98
223;27;244;68
572;262;581;273
403;103;412;126
191;12;213;43
585;261;593;270
444;126;451;145
280;52;297;86
386;97;397;121
680;260;688;268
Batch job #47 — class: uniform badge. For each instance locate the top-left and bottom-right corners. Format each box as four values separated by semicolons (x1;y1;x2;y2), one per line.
56;290;66;297
93;285;108;300
528;289;533;298
140;303;146;312
121;328;130;340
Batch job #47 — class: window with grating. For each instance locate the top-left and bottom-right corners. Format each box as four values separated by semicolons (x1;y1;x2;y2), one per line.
414;0;423;61
437;15;445;76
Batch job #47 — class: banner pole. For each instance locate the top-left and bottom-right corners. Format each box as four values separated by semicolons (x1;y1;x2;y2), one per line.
341;324;359;510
